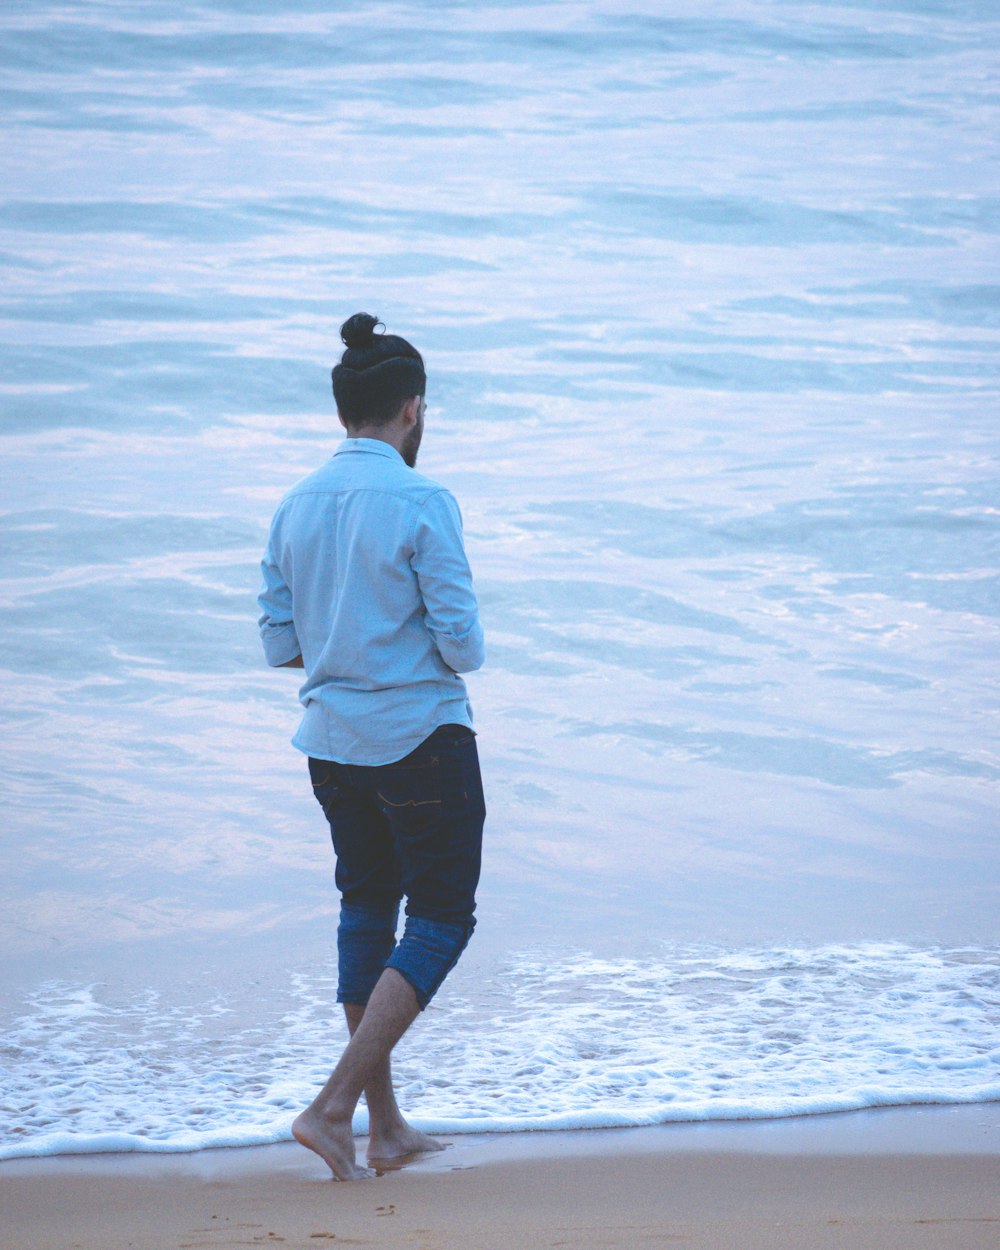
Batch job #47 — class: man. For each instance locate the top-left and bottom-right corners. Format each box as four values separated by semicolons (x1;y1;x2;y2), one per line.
258;312;486;1180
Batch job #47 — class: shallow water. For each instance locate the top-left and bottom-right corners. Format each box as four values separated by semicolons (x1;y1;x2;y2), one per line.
1;1;998;1157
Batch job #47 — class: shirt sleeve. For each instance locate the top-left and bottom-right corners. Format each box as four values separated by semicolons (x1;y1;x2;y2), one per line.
411;489;485;674
257;518;303;667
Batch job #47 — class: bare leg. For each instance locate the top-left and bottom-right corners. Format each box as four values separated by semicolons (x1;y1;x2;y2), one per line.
292;968;421;1180
342;1002;444;1161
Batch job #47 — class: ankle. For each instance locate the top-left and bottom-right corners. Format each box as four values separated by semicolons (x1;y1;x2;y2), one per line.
368;1107;406;1135
311;1092;354;1124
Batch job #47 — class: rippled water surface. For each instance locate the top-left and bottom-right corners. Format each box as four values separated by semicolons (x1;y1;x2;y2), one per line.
1;1;998;1156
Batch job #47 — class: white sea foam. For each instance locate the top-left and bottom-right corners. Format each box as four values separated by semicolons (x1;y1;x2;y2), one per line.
2;944;997;1159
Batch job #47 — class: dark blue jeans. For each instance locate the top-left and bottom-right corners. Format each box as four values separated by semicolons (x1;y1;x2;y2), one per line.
308;724;485;1010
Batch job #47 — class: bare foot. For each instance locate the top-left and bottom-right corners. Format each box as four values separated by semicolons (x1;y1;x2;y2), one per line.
367;1120;445;1162
292;1107;373;1180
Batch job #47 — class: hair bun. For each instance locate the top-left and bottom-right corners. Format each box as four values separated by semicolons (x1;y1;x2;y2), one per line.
340;312;381;350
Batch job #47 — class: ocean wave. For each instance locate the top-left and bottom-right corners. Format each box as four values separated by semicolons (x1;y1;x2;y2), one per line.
3;943;998;1161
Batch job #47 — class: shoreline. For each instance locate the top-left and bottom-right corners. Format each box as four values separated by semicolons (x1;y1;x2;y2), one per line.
5;1102;1000;1176
4;1105;998;1250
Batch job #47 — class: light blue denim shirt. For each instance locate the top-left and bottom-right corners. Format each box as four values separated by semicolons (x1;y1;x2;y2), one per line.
258;438;485;765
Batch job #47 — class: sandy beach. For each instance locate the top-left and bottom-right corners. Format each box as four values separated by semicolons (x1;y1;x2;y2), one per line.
4;1108;998;1250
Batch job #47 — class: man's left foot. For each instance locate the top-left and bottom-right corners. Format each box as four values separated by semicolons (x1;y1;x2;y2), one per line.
367;1123;445;1162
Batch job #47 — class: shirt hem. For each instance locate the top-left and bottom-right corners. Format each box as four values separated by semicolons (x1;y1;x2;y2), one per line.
291;708;475;767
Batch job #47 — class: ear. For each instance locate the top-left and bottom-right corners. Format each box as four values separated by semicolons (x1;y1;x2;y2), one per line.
400;395;422;426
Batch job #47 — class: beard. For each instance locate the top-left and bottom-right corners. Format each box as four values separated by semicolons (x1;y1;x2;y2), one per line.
401;419;423;467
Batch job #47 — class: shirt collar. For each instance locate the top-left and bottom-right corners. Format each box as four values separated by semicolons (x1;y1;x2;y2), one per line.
335;437;404;464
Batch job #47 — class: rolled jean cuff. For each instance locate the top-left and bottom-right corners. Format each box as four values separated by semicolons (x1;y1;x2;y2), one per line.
385;914;475;1010
336;901;399;1006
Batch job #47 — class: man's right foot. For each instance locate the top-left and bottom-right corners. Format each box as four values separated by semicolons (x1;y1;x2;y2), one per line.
292;1107;373;1181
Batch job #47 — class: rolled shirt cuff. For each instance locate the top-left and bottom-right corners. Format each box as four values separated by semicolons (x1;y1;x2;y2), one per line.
432;618;485;674
260;622;302;667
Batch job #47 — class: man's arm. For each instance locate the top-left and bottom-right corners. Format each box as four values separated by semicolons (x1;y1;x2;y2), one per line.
411;490;485;674
258;525;304;668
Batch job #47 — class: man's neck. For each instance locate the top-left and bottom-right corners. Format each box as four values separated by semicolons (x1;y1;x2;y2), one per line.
346;426;405;456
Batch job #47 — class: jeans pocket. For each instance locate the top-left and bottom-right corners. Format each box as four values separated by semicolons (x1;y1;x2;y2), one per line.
376;763;443;836
308;757;336;789
308;758;343;821
422;723;474;749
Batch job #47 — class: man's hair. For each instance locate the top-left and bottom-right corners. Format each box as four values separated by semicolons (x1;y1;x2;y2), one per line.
332;312;426;428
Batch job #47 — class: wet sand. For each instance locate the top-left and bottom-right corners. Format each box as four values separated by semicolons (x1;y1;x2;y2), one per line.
3;1108;998;1250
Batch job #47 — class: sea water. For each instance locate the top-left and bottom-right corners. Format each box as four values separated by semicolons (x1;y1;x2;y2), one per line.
1;0;998;1160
